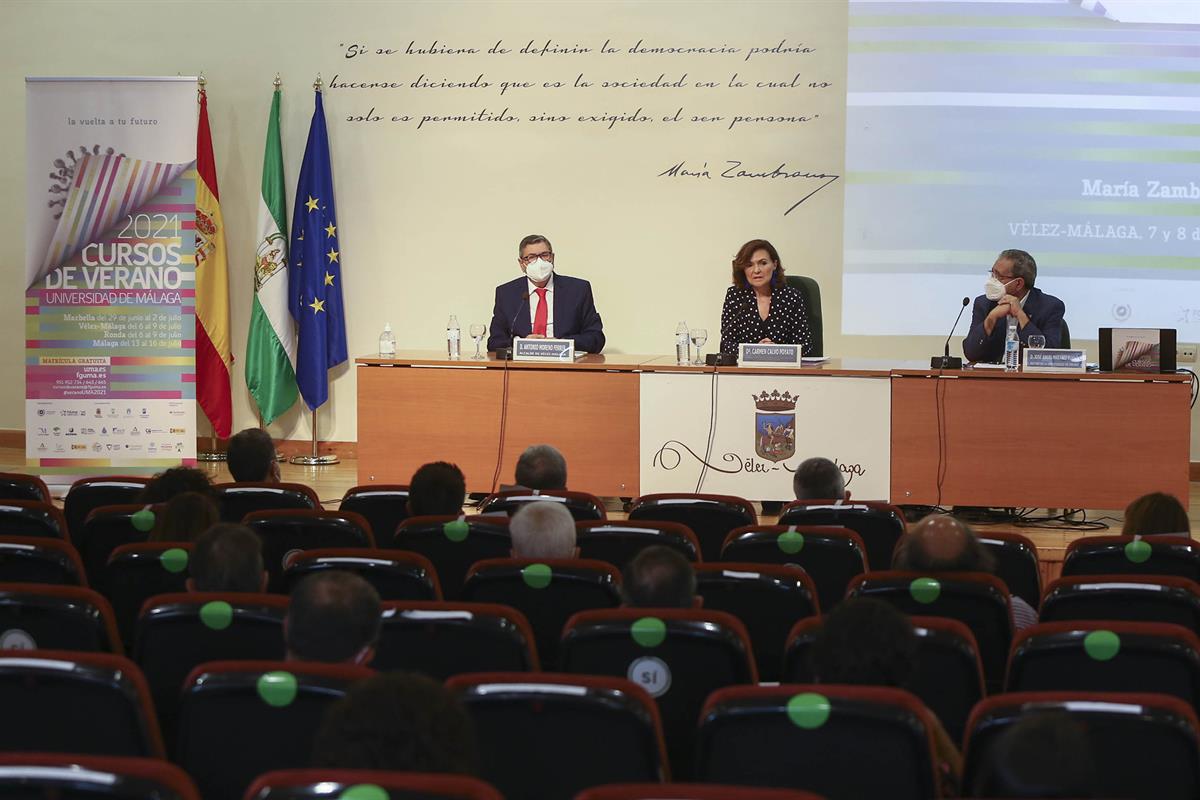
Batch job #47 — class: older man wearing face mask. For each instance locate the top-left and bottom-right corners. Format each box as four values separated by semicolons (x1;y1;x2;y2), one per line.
486;233;606;354
963;249;1065;364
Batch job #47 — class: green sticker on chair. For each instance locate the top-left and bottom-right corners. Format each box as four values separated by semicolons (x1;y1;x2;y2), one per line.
909;577;941;604
443;519;469;542
631;616;667;648
131;507;155;532
199;600;233;630
1124;539;1151;564
778;530;804;555
1084;630;1121;661
256;671;298;707
160;548;188;573
521;563;552;589
787;692;831;729
340;786;388;800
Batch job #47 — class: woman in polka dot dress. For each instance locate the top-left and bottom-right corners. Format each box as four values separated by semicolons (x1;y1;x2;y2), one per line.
719;239;813;356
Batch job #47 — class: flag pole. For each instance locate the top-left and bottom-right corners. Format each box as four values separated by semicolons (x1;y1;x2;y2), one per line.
289;406;338;465
194;71;227;464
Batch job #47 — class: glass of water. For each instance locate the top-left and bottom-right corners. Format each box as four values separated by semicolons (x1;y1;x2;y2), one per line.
469;324;487;359
690;328;708;365
1028;334;1046;349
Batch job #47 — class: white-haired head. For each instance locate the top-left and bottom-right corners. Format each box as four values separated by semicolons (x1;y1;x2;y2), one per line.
510;501;577;559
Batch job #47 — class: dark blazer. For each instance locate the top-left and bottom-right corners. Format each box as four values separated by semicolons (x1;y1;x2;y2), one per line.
719;283;813;355
962;286;1066;363
487;274;605;353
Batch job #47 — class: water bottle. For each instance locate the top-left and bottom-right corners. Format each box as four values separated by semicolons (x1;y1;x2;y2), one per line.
378;323;395;357
446;315;461;360
1004;315;1020;372
675;321;691;365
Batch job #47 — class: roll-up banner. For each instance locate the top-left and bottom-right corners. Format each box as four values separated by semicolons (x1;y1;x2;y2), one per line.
25;77;198;481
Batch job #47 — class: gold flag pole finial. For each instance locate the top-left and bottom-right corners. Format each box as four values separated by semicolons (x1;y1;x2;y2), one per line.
198;73;207;88
274;72;282;89
313;74;323;92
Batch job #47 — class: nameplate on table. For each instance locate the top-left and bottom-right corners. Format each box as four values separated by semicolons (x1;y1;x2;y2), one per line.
513;337;576;362
739;343;802;367
1022;348;1086;373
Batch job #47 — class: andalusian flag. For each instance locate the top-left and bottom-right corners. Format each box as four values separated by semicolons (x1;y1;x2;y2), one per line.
245;85;298;424
195;85;233;437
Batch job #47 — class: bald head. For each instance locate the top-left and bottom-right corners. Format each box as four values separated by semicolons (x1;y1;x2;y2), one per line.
893;514;995;573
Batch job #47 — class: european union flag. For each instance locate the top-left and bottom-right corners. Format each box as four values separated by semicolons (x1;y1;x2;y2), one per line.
288;89;347;411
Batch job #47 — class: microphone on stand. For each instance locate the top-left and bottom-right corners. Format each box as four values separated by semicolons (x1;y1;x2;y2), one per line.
930;297;970;370
496;292;531;360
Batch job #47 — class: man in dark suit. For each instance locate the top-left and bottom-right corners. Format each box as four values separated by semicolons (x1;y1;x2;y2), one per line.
963;249;1065;363
486;234;605;353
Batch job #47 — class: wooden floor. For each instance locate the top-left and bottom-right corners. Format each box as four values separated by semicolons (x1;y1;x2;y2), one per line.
10;447;1198;586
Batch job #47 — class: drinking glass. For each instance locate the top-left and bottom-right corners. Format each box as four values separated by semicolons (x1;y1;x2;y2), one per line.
1028;335;1046;349
690;328;708;365
469;324;487;359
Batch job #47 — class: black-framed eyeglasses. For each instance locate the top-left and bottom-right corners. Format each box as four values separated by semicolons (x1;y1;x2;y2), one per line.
520;251;554;264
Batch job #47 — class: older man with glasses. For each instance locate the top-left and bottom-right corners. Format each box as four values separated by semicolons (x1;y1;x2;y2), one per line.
963;248;1065;364
486;233;606;354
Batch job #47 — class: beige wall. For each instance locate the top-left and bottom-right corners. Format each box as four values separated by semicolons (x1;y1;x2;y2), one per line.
3;1;1195;459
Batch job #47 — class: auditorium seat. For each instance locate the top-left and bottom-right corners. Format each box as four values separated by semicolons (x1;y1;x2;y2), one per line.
243;509;374;591
963;691;1200;800
0;582;121;654
695;684;941;799
461;558;621;668
389;514;513;598
976;530;1042;609
478;489;607;521
778;500;906;573
244;769;503;800
1040;574;1200;632
1062;535;1200;581
849;570;1013;691
448;672;668;799
215;481;320;523
0;535;86;585
1006;620;1200;708
0;753;199;800
105;542;193;647
0;500;69;541
629;493;757;562
0;650;163;757
77;503;158;592
374;600;539;677
0;471;52;503
578;785;827;800
134;592;287;749
576;519;701;569
177;660;373;800
694;562;819;681
283;547;440;600
64;476;150;544
559;607;757;778
339;483;410;546
783;615;985;745
721;524;867;611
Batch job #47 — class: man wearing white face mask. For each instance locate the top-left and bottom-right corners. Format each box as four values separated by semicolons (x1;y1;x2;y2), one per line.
963;249;1065;363
486;233;606;354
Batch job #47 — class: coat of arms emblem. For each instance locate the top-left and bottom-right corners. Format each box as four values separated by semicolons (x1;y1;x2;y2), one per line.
754;390;797;462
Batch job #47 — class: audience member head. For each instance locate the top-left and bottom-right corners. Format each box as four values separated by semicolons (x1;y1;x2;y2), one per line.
893;513;996;573
514;444;568;490
792;456;848;501
226;427;280;483
139;466;216;504
285;571;381;665
313;672;478;774
153;491;220;542
810;598;917;687
407;461;466;517
509;501;578;559
1123;491;1190;538
622;545;699;608
972;712;1097;798
187;523;267;593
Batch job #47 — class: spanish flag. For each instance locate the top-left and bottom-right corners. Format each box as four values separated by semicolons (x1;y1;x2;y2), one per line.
195;85;233;438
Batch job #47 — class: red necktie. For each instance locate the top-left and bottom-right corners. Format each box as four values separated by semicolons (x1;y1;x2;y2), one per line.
533;287;548;336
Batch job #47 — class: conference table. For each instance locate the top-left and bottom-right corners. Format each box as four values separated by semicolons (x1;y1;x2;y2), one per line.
356;351;1190;508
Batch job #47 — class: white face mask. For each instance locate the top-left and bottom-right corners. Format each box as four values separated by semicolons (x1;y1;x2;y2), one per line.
984;275;1014;301
525;257;553;283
